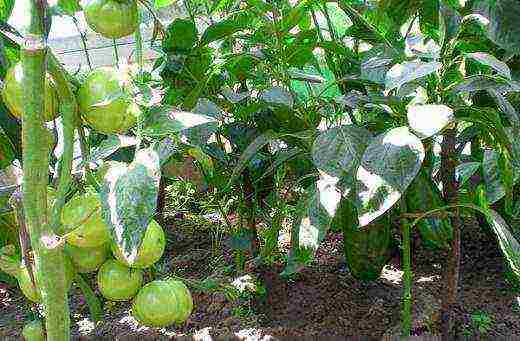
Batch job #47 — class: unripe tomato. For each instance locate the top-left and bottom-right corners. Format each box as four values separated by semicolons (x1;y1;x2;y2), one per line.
22;320;45;341
65;243;109;273
132;279;193;327
111;220;165;269
97;259;143;301
84;0;139;39
77;67;139;135
61;191;110;248
2;63;59;122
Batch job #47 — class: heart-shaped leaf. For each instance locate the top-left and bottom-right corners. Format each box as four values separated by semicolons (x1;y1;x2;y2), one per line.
407;104;454;139
354;127;425;227
100;148;161;265
311;125;372;178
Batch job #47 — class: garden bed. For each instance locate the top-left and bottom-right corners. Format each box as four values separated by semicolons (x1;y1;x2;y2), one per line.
1;217;518;339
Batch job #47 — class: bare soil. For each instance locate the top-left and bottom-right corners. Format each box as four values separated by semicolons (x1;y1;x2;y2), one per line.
1;217;519;340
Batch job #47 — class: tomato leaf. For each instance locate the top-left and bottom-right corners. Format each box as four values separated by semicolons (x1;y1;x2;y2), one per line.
100;148;161;265
354;127;425;227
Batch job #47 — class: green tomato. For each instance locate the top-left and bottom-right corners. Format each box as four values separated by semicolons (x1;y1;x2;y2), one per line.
22;320;45;341
84;0;139;39
17;258;74;303
97;259;143;301
111;220;165;269
61;191;110;248
77;67;139;135
132;279;193;327
1;63;59;122
65;243;109;273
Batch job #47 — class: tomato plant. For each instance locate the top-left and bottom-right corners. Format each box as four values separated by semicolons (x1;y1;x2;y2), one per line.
0;0;520;339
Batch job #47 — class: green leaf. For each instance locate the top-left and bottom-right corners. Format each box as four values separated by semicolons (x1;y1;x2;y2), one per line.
142;106;218;138
354;127;425;227
0;0;15;21
483;209;520;279
385;60;441;91
474;0;520;53
360;45;397;84
451;75;520;94
162;18;197;52
407;104;454;139
439;3;461;48
57;0;81;15
259;87;294;108
201;11;251;45
483;149;506;205
100;148;161;265
278;0;314;33
465;52;511;79
227;131;278;188
74;272;103;322
311;125;372;179
283;175;340;276
84;135;138;167
0;128;15;170
455;162;480;186
154;0;174;8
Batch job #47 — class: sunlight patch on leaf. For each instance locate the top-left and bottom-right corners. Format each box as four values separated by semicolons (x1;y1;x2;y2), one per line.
407;104;454;139
355;127;425;227
385;60;441;91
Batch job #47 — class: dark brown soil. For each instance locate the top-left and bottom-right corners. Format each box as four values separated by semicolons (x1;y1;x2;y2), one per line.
1;218;519;339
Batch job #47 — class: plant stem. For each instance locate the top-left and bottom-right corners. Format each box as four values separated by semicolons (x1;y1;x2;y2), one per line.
440;126;462;339
22;1;70;339
47;54;77;233
134;10;144;79
401;217;412;337
112;39;119;67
